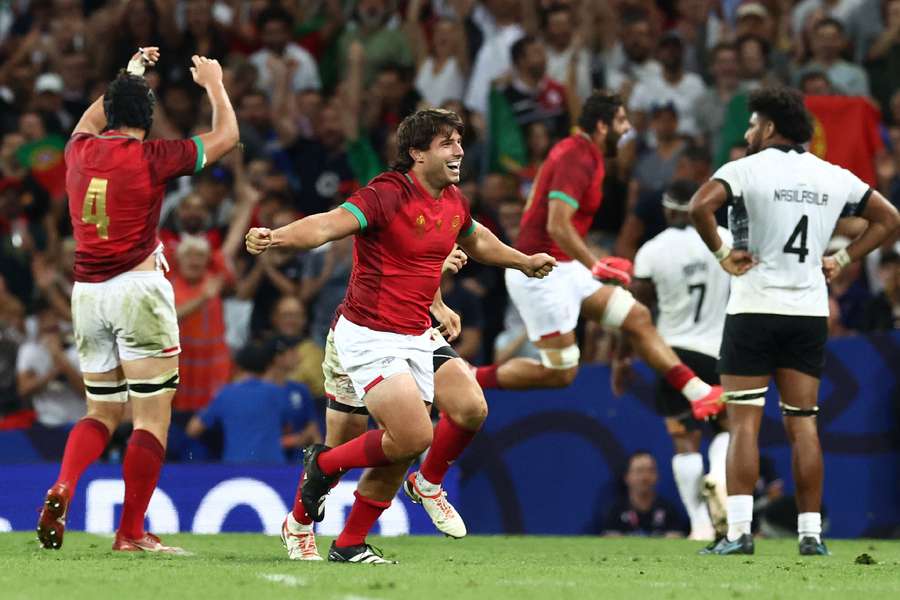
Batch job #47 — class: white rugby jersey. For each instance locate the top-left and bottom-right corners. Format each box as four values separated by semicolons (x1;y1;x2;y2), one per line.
712;145;871;317
634;225;732;357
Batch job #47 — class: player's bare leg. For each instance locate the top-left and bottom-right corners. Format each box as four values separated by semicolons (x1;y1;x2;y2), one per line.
405;358;485;538
775;368;828;555
284;408;368;560
475;353;577;390
583;287;724;415
37;367;126;549
700;374;767;555
113;355;183;554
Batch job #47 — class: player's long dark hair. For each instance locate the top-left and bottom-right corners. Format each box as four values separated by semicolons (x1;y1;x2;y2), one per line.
577;91;624;134
103;72;155;134
748;86;813;145
392;108;464;173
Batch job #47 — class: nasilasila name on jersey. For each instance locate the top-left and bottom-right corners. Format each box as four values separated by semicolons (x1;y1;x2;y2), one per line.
683;261;708;277
773;189;828;206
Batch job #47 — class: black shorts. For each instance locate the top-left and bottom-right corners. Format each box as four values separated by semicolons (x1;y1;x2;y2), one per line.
656;347;720;430
718;313;828;378
327;344;460;415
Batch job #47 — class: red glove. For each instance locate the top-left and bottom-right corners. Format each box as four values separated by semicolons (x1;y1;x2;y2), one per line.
592;256;634;287
691;385;725;420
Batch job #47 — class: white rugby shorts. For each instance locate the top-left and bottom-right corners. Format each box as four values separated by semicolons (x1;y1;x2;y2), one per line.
505;260;602;342
72;270;180;373
332;315;444;406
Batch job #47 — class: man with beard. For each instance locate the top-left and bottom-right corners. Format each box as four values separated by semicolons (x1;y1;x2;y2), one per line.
689;86;899;555
474;92;724;421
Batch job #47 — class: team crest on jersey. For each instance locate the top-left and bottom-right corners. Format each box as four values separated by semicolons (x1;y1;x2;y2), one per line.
436;218;443;230
451;215;461;230
415;214;426;236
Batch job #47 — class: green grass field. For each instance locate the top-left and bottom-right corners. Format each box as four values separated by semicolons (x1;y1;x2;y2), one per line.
1;533;898;600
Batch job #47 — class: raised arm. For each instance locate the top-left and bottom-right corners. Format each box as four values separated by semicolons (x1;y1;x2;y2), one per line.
456;223;555;277
191;55;240;164
245;206;360;254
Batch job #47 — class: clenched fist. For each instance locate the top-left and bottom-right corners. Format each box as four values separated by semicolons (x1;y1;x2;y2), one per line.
245;227;273;255
523;253;557;278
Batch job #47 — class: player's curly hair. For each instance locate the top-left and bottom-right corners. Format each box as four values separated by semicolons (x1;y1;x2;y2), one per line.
577;91;624;134
392;108;464;173
747;86;813;145
103;71;155;133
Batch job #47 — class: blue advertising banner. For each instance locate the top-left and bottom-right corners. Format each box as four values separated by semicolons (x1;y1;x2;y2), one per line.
0;464;457;536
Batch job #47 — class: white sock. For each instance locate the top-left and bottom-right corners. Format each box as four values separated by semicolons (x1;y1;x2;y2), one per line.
682;377;712;402
707;432;729;487
798;512;822;543
286;512;312;533
726;495;753;541
672;453;712;532
415;471;440;495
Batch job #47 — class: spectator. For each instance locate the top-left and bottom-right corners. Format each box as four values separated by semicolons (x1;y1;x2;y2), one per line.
336;0;414;86
796;18;871;96
173;0;231;80
542;3;592;106
186;340;298;464
864;0;900;116
861;251;900;331
603;9;662;95
800;70;836;95
694;43;744;153
0;276;25;418
672;0;725;79
32;73;73;134
736;34;778;89
733;2;792;84
793;0;868;39
170;235;232;413
600;452;688;537
629;32;706;137
826;236;872;331
15;299;83;427
300;237;352;349
407;0;468;107
494;35;568;142
363;62;423;154
269;294;325;398
493;302;540;364
264;335;323;451
439;271;485;363
464;0;526;118
249;7;321;95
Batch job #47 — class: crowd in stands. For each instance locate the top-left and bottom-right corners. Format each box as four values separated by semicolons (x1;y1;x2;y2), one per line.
1;0;898;463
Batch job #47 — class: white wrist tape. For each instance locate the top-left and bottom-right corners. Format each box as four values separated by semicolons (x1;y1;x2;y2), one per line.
833;248;851;269
713;243;732;262
126;48;148;76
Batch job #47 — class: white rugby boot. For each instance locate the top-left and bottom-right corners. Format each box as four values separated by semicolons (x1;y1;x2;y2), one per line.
403;471;467;538
281;514;323;561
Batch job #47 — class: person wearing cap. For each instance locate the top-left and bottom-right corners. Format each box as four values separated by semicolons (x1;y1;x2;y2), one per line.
629;179;733;541
33;73;74;133
186;338;311;463
628;31;706;137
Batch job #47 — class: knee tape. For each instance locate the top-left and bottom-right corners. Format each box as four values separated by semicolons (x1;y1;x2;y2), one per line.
127;368;179;399
602;286;637;330
539;344;580;369
780;401;819;417
724;387;767;407
84;378;129;403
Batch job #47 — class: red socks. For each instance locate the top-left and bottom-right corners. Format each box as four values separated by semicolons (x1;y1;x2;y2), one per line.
664;364;711;402
317;429;390;476
335;491;391;547
664;364;695;390
118;429;165;539
475;365;501;390
291;483;313;525
57;418;110;491
419;413;478;485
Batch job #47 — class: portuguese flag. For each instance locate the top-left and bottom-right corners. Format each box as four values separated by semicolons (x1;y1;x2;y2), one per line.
804;96;883;188
488;88;527;174
15;134;67;200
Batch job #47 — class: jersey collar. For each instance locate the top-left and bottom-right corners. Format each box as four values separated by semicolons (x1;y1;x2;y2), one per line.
405;170;444;200
768;144;805;154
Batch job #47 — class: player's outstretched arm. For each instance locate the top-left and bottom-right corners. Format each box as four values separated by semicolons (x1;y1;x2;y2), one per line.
191;55;239;164
689;180;754;276
72;47;161;135
824;190;900;282
546;198;599;270
457;223;556;278
245;206;360;254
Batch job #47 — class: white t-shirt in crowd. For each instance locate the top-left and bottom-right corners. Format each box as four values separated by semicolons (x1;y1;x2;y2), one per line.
16;341;84;427
415;57;466;107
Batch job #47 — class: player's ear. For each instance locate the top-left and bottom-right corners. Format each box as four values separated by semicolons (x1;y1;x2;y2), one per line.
410;148;424;164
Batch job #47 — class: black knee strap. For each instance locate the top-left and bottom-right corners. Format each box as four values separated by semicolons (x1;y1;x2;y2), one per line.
433;345;459;372
327;398;369;416
780;402;819;417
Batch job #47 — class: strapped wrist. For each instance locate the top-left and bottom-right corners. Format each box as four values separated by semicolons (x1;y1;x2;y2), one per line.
833;248;851;269
713;242;732;262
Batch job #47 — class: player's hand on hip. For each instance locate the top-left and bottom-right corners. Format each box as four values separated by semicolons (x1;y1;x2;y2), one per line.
442;247;468;274
523;253;556;278
720;249;755;276
245;227;272;255
190;55;224;88
821;256;841;283
432;304;462;342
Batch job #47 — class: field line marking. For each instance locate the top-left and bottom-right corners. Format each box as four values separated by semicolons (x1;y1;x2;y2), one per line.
258;573;307;587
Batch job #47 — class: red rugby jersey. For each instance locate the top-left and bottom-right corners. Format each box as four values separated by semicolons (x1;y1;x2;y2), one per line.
515;133;605;261
339;171;475;335
66;131;204;282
